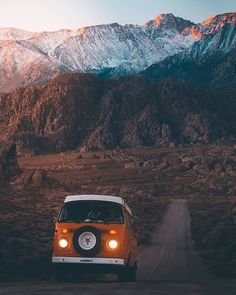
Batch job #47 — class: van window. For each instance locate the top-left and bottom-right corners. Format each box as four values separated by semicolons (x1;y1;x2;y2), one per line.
58;201;124;224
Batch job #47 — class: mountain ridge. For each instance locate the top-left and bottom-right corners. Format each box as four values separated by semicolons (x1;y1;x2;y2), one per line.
0;12;235;92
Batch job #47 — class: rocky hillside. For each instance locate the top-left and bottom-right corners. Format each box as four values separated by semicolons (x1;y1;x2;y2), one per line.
0;12;235;92
0;73;234;153
143;42;236;90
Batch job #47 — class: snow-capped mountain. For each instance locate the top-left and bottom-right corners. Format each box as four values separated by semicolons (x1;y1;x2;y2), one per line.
185;12;236;58
0;12;235;92
143;12;236;89
0;27;33;40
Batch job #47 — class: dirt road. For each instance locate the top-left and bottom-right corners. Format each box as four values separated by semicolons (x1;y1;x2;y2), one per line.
1;200;235;295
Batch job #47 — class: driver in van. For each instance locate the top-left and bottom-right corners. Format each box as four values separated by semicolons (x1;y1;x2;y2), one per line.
87;210;102;220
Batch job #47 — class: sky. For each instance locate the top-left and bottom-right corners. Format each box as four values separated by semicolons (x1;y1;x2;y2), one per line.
0;0;235;32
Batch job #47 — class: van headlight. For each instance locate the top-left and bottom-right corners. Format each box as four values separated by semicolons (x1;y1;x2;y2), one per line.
108;239;118;249
59;238;69;249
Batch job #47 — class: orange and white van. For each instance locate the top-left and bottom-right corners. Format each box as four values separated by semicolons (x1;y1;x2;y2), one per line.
52;195;137;281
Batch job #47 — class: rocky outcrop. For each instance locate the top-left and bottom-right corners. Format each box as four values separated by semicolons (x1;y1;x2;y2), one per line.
86;78;166;149
86;77;228;150
14;169;51;187
8;74;102;153
0;143;21;183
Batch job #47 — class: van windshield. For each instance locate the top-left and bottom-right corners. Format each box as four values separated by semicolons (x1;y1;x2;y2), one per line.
58;201;124;224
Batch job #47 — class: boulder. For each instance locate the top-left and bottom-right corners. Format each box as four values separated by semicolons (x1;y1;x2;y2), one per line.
31;169;48;187
158;160;169;170
143;160;158;167
123;162;137;169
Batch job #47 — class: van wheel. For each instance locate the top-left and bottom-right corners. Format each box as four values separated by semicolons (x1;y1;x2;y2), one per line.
55;268;82;282
118;267;136;282
73;226;101;257
55;267;69;282
70;269;83;282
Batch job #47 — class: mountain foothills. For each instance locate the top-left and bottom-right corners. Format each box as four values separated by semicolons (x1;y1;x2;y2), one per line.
0;12;236;153
0;74;235;153
0;12;235;92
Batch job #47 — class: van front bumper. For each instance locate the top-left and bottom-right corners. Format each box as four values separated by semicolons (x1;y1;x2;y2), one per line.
52;256;125;266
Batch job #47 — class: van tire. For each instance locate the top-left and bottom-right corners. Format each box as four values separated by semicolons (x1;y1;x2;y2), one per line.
55;267;82;282
118;267;136;282
55;267;69;282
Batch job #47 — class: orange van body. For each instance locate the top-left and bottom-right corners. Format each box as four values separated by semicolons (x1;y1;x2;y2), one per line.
52;195;137;281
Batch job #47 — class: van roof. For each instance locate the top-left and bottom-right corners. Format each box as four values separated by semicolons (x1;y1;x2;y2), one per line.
64;194;132;216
